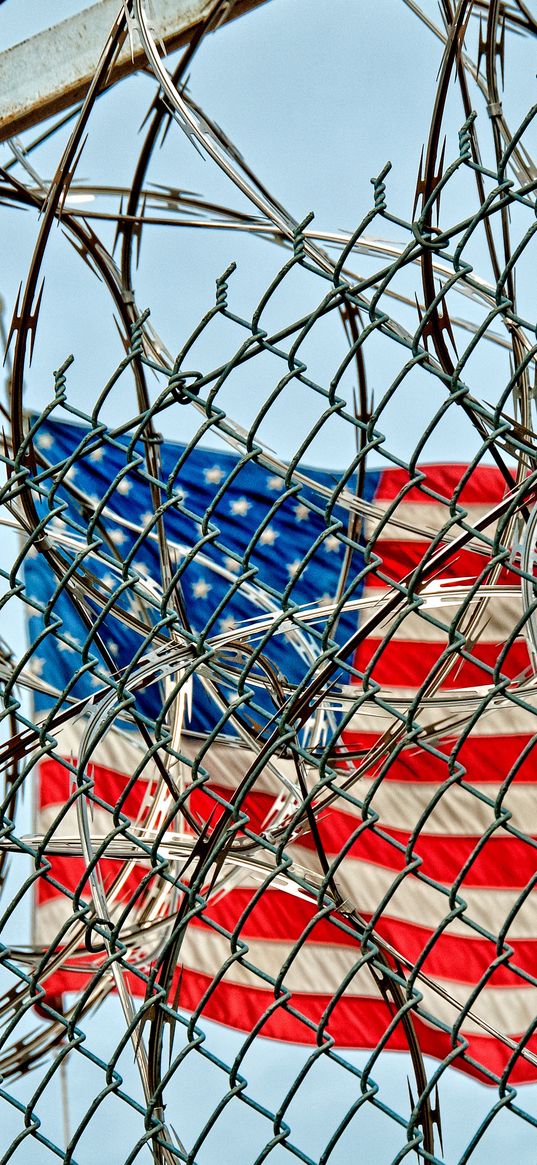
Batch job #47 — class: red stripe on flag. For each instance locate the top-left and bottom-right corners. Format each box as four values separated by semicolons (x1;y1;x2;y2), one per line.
34;962;537;1085
339;733;537;783
364;546;516;588
373;464;509;505
352;638;528;688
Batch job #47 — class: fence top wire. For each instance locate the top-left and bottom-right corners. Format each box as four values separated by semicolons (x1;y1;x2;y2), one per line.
0;0;536;1162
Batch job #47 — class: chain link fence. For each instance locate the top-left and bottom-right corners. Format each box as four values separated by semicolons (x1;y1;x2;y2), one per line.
0;1;536;1161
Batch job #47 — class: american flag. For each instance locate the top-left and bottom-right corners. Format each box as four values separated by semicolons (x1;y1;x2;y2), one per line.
24;418;537;1084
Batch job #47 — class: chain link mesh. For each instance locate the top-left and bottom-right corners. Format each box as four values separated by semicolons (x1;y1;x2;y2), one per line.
0;1;536;1161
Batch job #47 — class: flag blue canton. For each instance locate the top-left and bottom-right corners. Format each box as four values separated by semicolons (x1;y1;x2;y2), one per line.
25;418;379;734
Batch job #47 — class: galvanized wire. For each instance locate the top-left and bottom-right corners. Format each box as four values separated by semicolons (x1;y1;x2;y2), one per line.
0;1;536;1162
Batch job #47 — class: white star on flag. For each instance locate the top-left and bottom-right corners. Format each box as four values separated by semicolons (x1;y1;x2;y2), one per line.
116;479;132;495
287;559;302;577
88;447;104;461
204;465;225;484
267;475;284;491
325;535;340;552
220;616;237;633
192;578;211;599
294;504;309;522
64;636;82;651
230;498;251;516
260;527;278;546
224;556;240;574
110;528;127;545
35;432;53;450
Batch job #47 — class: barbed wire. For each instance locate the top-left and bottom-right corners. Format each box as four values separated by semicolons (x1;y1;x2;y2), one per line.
0;1;536;1161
